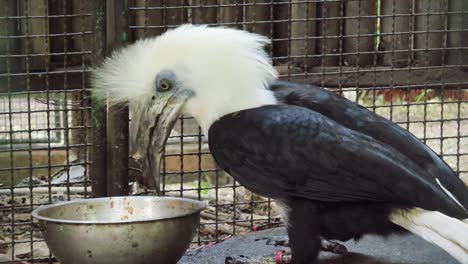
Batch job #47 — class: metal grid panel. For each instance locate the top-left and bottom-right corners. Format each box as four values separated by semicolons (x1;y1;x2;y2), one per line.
0;0;466;262
127;0;468;247
0;0;96;262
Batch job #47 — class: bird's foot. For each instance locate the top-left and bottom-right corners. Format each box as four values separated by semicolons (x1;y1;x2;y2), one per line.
265;236;347;255
320;239;348;255
266;235;290;247
225;255;252;264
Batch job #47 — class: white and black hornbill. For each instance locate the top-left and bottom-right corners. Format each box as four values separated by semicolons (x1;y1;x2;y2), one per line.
92;25;468;263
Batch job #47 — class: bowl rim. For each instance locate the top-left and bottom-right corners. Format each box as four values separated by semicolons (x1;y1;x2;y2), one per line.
31;196;207;225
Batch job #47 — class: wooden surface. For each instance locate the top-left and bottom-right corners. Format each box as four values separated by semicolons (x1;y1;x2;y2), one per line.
380;0;412;67
191;0;217;25
133;0;164;38
19;0;50;71
244;0;272;37
290;0;318;67
272;0;290;63
0;0;20;75
72;1;97;64
281;66;468;89
218;0;242;27
165;0;187;27
344;1;377;67
447;0;468;65
318;1;342;66
414;0;446;66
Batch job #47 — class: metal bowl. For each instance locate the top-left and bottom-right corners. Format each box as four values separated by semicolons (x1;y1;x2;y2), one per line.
31;196;206;264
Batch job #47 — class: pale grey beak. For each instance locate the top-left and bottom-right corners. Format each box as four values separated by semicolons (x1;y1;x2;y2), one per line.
130;90;193;194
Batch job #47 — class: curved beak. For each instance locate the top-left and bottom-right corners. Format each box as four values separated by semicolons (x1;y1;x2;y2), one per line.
130;90;193;194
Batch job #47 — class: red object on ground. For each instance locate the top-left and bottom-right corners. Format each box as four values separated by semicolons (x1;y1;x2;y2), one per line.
275;250;284;264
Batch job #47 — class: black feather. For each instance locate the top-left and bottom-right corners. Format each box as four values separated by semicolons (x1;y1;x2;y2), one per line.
209;104;466;218
207;81;468;263
270;80;468;209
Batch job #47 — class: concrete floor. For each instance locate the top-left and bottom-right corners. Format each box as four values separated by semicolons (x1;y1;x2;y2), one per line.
180;227;460;264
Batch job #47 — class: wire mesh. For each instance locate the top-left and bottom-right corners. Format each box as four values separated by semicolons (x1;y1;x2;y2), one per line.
0;0;466;262
0;0;94;262
127;0;467;248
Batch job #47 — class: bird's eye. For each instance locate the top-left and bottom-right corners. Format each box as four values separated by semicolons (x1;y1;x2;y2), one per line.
157;78;172;92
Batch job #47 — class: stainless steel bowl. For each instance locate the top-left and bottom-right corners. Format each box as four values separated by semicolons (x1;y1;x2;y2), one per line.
31;196;206;264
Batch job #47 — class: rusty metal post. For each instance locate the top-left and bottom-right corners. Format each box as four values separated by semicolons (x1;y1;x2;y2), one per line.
91;97;108;197
105;0;130;196
91;0;108;197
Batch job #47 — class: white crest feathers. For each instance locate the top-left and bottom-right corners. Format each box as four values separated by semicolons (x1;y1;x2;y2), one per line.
91;24;278;105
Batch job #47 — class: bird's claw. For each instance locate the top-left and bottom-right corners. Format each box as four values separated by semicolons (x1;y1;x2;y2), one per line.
264;236;347;255
320;239;348;255
225;255;252;264
266;236;290;247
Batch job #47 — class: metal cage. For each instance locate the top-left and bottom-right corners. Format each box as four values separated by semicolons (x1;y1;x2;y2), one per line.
0;0;466;263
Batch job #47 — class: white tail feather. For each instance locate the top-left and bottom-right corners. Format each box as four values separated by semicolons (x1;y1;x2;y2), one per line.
390;208;468;264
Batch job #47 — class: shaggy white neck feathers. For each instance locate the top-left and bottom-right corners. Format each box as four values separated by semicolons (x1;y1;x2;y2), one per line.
92;24;279;133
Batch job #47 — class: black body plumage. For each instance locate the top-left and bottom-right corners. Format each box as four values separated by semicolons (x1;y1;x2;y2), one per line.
271;81;468;209
208;81;468;262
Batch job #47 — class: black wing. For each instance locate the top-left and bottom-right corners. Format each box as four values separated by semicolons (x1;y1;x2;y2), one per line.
270;80;468;209
208;105;467;218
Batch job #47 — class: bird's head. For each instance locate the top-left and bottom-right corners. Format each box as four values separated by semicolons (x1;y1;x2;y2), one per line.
92;24;278;191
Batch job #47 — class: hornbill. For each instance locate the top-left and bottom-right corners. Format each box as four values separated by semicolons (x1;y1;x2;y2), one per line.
92;25;468;263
